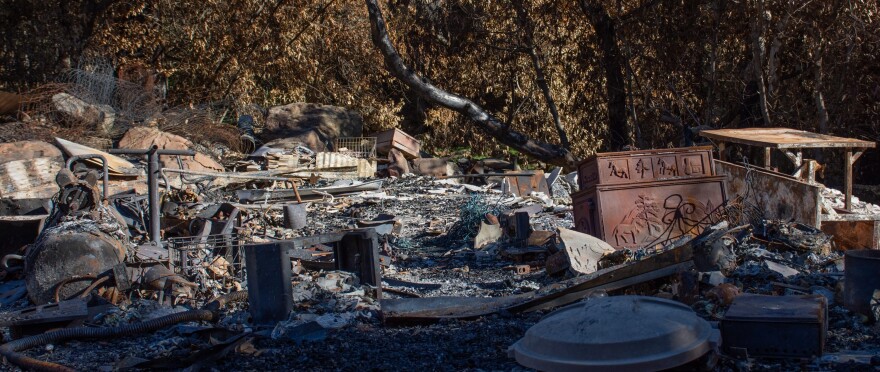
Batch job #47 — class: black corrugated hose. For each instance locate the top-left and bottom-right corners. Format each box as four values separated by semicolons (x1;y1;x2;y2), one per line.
0;291;249;372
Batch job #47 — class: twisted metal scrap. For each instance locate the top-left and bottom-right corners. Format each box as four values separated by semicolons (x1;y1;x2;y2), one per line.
432;194;502;246
0;291;249;372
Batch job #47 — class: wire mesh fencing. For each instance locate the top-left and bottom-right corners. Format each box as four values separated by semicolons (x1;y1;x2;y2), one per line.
334;137;377;159
166;233;248;282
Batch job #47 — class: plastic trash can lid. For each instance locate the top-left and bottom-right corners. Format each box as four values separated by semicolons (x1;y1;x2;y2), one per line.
509;295;718;372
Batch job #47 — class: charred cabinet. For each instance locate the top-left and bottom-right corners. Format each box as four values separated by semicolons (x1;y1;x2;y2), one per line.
574;146;726;249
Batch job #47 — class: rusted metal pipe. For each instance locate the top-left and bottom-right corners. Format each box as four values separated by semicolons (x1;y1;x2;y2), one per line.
1;254;23;270
77;276;110;299
53;275;97;304
65;154;109;200
437;172;538;179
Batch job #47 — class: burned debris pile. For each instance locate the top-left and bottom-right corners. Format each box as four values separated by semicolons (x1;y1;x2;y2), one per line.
0;115;878;371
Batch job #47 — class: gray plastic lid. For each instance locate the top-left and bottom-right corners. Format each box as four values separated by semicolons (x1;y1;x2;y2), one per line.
509;295;718;372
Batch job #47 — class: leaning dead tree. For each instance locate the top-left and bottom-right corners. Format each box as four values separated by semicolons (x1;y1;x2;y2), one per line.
365;0;577;167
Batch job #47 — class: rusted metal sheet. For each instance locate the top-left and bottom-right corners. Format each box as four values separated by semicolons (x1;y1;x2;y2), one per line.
577;146;714;190
720;294;827;359
505;170;551;197
315;152;375;178
716;160;821;227
375;128;420;159
0;141;62;164
573;177;726;249
699;128;875;149
0;296;89;328
700;127;875;212
0;214;47;259
0;157;62;199
820;216;880;250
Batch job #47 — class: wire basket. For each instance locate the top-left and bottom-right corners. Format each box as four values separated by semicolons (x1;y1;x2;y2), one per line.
334;137;377;159
166;234;247;281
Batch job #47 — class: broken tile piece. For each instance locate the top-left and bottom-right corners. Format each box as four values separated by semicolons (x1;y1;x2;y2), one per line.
547;228;616;276
766;260;800;278
474;221;502;249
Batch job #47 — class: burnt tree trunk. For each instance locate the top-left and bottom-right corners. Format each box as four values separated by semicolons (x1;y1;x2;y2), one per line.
364;0;577;167
512;0;570;151
581;1;630;151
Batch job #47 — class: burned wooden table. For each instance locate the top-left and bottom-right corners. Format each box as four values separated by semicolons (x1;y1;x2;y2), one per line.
699;127;875;211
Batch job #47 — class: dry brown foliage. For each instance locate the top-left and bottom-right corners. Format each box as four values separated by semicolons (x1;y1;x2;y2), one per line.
1;0;878;175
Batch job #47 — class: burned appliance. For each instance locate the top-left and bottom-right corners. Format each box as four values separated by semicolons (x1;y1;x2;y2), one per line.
720;294;828;359
24;167;129;305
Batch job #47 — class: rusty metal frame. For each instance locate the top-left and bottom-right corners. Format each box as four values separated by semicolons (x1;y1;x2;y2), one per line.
700;128;875;211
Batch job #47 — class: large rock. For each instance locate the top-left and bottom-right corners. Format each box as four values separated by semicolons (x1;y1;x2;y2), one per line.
263;103;363;152
0;91;23;115
119;127;224;175
52;93;116;134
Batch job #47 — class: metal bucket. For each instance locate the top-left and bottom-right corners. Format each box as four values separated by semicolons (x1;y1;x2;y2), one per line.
844;249;880;319
283;203;308;230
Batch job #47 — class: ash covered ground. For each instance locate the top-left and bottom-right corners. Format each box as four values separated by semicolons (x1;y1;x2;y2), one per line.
6;176;880;371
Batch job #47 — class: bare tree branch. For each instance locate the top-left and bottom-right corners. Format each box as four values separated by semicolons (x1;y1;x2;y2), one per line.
512;0;570;150
365;0;577;166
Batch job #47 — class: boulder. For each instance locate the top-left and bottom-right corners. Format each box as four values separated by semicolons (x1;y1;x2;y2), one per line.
263;103;363;152
0;91;23;115
119;127;224;175
52;93;115;134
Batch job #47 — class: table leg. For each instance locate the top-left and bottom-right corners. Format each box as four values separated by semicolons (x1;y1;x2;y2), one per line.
845;150;853;211
843;150;866;211
763;147;771;168
782;150;803;175
718;142;727;161
806;160;816;184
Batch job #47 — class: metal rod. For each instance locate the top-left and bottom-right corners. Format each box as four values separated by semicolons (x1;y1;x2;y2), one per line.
161;168;292;181
109;146;196;247
437;172;539;179
845;149;853;211
65;154;109;200
292;181;303;203
148;147;160;245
